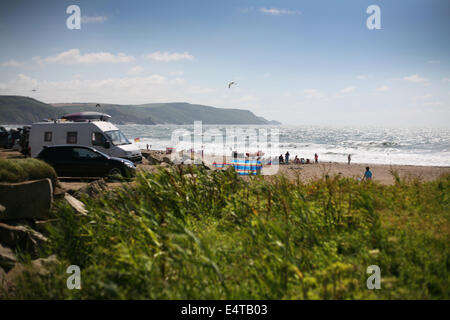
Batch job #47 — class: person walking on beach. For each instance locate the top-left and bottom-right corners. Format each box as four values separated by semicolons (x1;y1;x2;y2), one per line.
363;167;372;181
285;151;290;164
348;154;351;165
314;153;318;164
279;154;284;164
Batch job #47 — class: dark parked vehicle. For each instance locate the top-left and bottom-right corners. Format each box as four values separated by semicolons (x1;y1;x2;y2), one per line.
36;145;136;178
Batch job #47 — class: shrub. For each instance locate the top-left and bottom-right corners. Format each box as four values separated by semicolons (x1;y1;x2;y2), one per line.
0;158;58;188
5;168;449;299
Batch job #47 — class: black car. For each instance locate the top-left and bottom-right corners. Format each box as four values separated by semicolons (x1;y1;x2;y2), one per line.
37;145;136;178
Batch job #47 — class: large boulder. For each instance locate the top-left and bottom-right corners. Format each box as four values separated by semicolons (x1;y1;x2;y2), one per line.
0;179;53;220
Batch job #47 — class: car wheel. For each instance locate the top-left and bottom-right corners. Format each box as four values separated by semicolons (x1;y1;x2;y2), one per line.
109;167;123;176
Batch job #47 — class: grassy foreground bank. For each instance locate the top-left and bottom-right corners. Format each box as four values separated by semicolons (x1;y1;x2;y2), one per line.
0;158;58;188
6;167;449;299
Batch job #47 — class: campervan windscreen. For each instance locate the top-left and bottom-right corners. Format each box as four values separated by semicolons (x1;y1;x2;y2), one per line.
105;130;131;146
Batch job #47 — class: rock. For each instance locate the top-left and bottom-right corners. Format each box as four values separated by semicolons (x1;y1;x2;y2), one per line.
30;255;59;276
53;186;66;199
0;265;6;287
0;222;48;254
0;179;53;221
162;157;173;165
5;255;59;289
64;193;88;216
146;155;162;165
0;244;17;271
0;265;8;296
74;179;107;198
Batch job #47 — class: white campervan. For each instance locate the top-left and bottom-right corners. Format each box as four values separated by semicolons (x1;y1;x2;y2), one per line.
29;116;142;163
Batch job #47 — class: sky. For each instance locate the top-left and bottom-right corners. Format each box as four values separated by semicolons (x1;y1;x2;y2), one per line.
0;0;449;126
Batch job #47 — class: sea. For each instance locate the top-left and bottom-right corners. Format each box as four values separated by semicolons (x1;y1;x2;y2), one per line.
4;124;450;167
118;124;450;167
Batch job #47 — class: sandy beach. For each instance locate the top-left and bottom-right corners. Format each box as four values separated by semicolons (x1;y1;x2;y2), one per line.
141;150;450;185
273;162;449;185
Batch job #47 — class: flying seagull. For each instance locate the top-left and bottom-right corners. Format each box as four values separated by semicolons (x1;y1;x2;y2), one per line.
31;89;37;92
228;81;236;89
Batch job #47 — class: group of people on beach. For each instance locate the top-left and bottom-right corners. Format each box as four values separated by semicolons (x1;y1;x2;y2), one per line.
279;152;319;165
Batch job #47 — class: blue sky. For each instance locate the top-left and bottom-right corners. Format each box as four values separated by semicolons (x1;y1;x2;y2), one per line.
0;0;449;125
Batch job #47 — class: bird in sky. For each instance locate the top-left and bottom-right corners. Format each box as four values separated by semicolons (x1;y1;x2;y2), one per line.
228;81;236;88
31;89;37;92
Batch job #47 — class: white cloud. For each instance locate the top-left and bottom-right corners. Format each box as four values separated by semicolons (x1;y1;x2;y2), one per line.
127;66;144;75
259;8;301;16
169;71;184;76
303;89;324;99
375;85;389;92
0;74;219;106
1;59;24;67
145;51;194;62
423;101;443;107
236;95;257;103
402;74;428;83
443;77;450;82
81;16;108;24
414;94;432;100
263;73;271;78
427;60;440;64
340;86;355;94
32;56;44;67
356;75;368;80
44;49;135;64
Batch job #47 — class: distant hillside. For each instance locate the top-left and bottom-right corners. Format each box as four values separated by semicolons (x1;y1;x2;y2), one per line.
0;96;58;124
0;96;281;125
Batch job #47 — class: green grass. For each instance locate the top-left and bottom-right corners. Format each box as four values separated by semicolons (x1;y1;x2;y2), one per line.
0;158;58;188
4;167;449;299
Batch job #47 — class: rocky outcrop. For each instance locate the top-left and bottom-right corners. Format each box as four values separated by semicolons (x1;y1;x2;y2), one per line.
3;255;59;293
0;222;47;255
73;178;108;198
0;179;53;220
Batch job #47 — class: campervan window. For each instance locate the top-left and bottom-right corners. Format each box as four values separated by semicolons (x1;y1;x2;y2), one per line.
67;132;77;144
44;131;52;142
105;130;130;146
92;132;107;146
